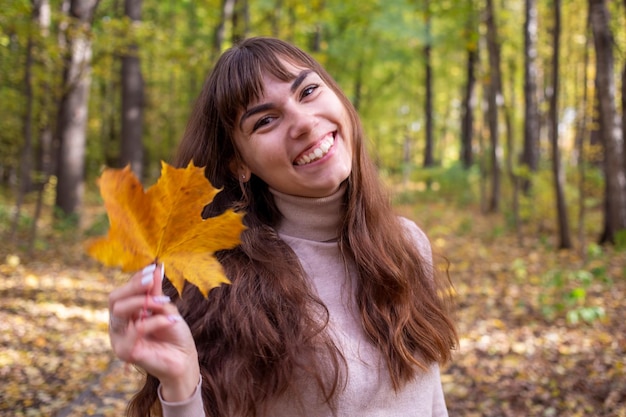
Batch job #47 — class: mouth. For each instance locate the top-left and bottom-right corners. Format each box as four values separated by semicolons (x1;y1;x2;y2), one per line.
294;133;335;166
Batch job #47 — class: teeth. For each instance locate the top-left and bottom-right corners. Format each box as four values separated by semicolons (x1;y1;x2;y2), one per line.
296;136;335;166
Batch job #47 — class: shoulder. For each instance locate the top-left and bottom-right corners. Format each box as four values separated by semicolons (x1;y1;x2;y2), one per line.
398;216;432;262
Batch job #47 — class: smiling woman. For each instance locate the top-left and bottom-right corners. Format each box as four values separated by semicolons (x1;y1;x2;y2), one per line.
233;63;353;198
107;37;458;417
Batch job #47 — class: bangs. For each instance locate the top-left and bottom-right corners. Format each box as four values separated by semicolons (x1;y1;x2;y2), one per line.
214;42;313;131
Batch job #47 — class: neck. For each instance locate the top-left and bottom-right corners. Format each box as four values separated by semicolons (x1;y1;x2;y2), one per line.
270;184;347;242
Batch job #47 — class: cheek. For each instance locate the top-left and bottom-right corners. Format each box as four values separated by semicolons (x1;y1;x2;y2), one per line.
244;139;288;174
340;117;354;156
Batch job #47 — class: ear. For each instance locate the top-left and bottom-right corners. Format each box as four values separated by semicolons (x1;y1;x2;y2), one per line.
229;159;252;182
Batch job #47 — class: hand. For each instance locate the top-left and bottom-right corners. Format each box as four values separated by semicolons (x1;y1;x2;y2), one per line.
108;264;200;401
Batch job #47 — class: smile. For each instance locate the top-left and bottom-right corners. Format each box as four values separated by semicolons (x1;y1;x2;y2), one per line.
294;135;335;166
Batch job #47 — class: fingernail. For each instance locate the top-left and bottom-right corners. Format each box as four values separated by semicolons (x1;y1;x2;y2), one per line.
153;295;171;304
141;264;156;286
160;263;165;280
168;314;182;323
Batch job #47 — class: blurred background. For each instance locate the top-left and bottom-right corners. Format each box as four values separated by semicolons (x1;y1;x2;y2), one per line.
1;0;625;416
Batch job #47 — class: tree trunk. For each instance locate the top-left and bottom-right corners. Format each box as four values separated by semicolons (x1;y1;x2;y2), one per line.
120;0;144;178
623;61;626;183
460;42;477;169
55;0;100;218
423;0;434;167
27;0;53;253
589;0;626;244
479;94;489;214
231;0;248;44
575;8;591;258
521;0;539;192
403;131;412;186
623;0;626;182
503;58;521;245
485;0;502;212
622;0;626;179
10;9;36;240
460;0;477;170
353;60;363;112
550;0;571;249
214;0;236;53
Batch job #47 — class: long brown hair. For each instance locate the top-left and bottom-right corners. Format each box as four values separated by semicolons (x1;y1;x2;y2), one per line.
127;37;457;417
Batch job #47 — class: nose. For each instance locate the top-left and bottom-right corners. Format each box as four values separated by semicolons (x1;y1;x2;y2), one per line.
286;104;316;140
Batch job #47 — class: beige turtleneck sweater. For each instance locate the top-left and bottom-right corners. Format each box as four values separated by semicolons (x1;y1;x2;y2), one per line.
161;186;448;417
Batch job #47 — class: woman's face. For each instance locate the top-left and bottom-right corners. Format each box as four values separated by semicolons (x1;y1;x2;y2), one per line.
232;60;353;198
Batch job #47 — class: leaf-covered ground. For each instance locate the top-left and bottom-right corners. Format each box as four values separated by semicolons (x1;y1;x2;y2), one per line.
1;201;625;416
397;201;626;417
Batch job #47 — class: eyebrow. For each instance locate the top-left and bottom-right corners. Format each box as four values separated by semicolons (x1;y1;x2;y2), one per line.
290;70;313;93
239;70;315;130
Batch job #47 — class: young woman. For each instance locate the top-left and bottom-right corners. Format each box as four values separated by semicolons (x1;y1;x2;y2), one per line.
108;37;457;417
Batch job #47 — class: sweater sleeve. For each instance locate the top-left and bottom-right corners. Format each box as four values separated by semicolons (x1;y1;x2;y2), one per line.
430;364;449;417
398;217;433;265
400;218;450;417
159;378;206;417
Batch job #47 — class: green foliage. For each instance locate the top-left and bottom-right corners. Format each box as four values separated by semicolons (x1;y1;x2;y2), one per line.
505;164;606;241
84;212;109;237
538;243;609;325
0;192;33;237
615;229;626;251
511;257;528;280
391;162;480;207
1;0;625;252
456;217;473;236
52;207;80;233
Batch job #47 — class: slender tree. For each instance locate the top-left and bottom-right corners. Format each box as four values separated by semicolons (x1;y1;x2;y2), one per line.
10;0;39;239
484;0;503;212
423;0;434;167
503;58;522;245
231;0;248;44
460;0;478;169
28;0;53;253
622;0;626;177
623;61;626;177
120;0;144;178
549;0;571;249
521;0;540;192
575;8;592;257
214;0;236;54
589;0;626;244
55;0;100;217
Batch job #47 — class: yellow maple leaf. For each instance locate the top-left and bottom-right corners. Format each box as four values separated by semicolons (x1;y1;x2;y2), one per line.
87;161;246;297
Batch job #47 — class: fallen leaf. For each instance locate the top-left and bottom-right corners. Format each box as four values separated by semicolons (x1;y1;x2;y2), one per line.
87;161;246;296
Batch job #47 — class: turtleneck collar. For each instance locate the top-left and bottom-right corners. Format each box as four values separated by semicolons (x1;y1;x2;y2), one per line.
269;183;347;242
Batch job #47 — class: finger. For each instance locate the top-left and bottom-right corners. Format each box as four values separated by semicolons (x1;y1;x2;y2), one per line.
108;314;129;335
108;301;180;359
111;294;174;321
109;326;140;362
108;264;157;309
149;263;165;298
110;308;184;363
134;311;184;337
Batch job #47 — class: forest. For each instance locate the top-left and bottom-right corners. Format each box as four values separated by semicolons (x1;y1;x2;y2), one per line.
1;0;625;416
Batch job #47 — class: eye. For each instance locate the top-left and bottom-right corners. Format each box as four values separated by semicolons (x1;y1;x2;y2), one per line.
301;84;319;99
252;115;275;131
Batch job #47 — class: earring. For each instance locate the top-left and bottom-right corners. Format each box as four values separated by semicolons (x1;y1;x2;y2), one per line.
237;173;250;210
